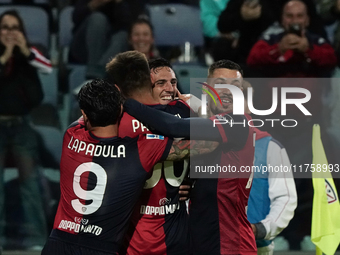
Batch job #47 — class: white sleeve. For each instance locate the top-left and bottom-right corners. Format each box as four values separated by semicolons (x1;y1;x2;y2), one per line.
260;140;297;240
28;47;52;74
185;94;201;113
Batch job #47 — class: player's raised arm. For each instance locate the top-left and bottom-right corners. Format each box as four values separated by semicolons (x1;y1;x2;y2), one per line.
166;139;219;161
124;98;248;150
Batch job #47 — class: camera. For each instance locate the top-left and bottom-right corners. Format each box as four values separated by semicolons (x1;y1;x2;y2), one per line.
287;24;302;36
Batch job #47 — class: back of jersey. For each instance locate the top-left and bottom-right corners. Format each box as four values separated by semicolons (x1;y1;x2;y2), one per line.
52;119;171;254
190;114;257;255
119;100;192;255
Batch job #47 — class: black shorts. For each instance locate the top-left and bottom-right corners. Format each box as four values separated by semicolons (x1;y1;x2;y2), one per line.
42;238;117;255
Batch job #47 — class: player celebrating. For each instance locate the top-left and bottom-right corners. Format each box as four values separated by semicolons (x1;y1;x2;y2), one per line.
107;54;193;255
41;79;217;255
124;60;257;255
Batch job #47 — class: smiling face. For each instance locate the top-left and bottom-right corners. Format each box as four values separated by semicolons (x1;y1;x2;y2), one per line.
282;0;309;32
0;14;20;46
129;23;154;56
207;68;243;115
151;66;177;105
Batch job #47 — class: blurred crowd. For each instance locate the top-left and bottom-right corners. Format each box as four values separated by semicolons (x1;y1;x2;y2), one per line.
0;0;340;252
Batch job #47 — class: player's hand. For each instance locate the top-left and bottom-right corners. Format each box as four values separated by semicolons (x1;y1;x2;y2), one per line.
175;89;191;102
241;1;261;21
251;223;257;236
179;184;191;201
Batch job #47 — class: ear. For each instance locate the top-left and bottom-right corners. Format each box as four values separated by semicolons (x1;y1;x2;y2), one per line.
81;109;87;122
120;104;123;117
150;71;156;85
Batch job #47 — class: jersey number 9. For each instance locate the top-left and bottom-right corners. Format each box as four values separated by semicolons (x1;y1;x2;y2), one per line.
71;162;108;215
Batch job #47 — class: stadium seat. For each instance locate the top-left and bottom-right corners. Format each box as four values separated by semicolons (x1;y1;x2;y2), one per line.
325;21;338;45
30;68;61;129
69;65;86;92
39;68;58;107
34;125;63;168
172;64;208;98
0;5;49;49
147;4;203;47
67;65;86;122
33;0;50;3
58;6;74;64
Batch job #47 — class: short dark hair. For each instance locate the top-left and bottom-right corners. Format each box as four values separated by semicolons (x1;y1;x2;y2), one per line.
148;58;172;71
78;79;122;127
0;10;28;41
106;51;151;98
281;0;309;17
208;60;243;77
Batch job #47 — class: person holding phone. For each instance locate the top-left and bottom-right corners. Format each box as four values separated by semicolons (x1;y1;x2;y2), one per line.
247;0;336;76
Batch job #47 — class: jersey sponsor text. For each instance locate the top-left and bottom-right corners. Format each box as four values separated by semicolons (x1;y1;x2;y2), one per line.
140;202;180;216
57;219;103;236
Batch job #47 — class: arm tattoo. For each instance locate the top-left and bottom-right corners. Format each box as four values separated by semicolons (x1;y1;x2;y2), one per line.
166;140;219;161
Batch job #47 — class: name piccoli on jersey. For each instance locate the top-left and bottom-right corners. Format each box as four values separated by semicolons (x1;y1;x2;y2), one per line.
67;136;126;158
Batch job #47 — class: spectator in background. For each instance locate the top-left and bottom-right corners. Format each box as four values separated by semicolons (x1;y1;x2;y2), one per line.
72;18;158;96
128;18;159;60
199;0;229;60
216;0;327;67
216;0;279;65
247;0;336;250
247;0;336;79
319;0;340;63
69;0;132;79
0;10;51;250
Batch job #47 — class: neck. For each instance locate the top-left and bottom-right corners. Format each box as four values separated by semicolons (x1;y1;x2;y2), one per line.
130;89;159;105
90;124;118;138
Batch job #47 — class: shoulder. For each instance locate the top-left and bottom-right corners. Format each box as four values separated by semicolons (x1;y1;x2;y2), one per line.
268;138;284;149
306;31;329;45
261;32;285;45
169;99;190;108
164;99;192;117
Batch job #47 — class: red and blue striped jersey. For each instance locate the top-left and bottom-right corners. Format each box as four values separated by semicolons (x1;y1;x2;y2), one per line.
51;118;172;254
119;100;192;255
